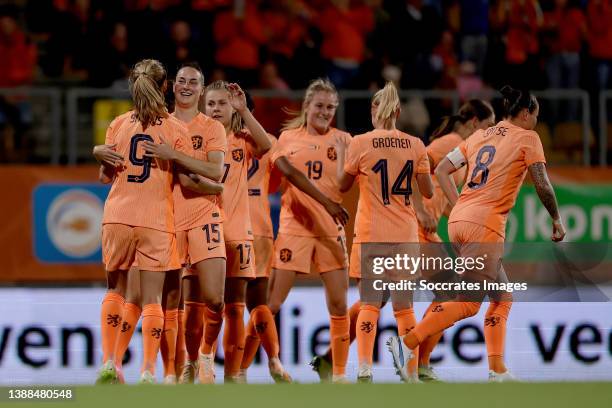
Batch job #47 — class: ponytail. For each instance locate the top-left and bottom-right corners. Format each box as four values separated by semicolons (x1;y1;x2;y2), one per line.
372;81;400;129
431;99;494;140
129;59;168;128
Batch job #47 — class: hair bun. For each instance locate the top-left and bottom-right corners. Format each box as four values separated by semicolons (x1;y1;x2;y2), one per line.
500;85;519;100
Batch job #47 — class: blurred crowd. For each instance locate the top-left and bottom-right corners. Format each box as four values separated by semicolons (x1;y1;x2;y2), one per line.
0;0;611;93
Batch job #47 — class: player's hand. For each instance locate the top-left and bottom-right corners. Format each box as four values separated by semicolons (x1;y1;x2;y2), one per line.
93;144;124;168
143;136;176;161
324;199;350;226
227;83;247;113
551;218;566;242
416;209;437;234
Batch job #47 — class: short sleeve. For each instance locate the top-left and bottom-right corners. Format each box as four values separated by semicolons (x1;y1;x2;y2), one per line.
271;135;290;165
205;120;227;153
343;137;361;176
458;140;468;159
105;120;116;145
523;131;546;166
414;139;430;174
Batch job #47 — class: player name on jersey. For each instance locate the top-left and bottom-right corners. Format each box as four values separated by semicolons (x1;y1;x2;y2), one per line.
372;137;412;149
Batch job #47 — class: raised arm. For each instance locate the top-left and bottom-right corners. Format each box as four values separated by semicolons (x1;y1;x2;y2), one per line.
228;83;272;158
528;162;566;242
275;156;349;226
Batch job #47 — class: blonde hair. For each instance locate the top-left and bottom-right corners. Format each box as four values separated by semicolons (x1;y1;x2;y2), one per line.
372;81;400;129
129;59;169;128
282;78;338;131
205;80;243;133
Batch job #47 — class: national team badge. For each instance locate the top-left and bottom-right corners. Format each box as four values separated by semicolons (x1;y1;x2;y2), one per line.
191;135;203;150
327;146;337;161
232;148;244;162
280;248;292;263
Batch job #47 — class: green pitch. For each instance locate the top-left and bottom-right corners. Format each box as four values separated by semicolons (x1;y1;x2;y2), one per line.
2;383;611;408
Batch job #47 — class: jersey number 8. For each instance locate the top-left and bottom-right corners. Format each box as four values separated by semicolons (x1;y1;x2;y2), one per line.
467;145;496;189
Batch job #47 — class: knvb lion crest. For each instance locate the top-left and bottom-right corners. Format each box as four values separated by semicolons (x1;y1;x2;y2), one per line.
327;146;337;161
232;148;244;162
280;248;292;263
191;135;203;150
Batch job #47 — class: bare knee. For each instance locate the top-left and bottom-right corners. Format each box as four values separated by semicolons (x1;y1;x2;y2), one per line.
327;298;347;316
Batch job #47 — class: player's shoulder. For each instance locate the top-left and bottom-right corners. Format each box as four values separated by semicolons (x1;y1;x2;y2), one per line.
109;110;134;130
397;130;425;149
278;127;302;140
163;114;189;135
196;113;226;132
329;127;352;141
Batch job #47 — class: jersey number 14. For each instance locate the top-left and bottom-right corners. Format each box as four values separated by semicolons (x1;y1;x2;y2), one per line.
371;159;413;205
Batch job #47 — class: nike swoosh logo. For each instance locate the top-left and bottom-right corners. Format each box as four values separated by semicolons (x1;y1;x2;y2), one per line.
208;246;219;251
240;266;249;270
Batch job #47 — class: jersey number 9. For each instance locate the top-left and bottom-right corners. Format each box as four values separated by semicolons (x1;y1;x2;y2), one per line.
127;134;153;183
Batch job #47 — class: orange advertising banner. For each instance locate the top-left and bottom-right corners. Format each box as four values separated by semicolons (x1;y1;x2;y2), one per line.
0;166;610;283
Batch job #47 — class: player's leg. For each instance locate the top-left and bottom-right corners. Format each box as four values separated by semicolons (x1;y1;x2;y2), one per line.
179;274;203;383
135;227;182;383
195;257;226;384
418;237;454;382
174;285;186;379
485;264;514;380
223;276;248;382
390;274;419;383
160;270;181;384
113;267;141;377
97;268;127;384
320;268;349;383
241;235;289;383
139;269;167;383
97;224;134;384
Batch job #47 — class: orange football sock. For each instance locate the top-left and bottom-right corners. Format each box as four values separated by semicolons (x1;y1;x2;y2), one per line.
394;308;419;376
114;302;141;368
160;309;178;377
223;303;246;377
406;302;481;349
356;305;380;365
200;305;224;355
240;314;260;370
330;314;350;376
251;305;280;359
141;304;164;374
325;300;359;361
484;301;512;373
100;292;125;362
175;309;186;374
418;302;443;366
184;301;206;361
